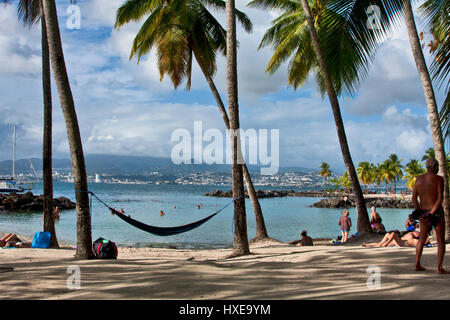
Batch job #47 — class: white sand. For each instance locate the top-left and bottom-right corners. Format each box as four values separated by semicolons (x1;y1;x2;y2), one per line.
1;238;449;300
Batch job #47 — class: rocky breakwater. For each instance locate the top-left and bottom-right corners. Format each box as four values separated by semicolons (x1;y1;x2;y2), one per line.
204;189;298;198
312;196;413;209
0;192;76;212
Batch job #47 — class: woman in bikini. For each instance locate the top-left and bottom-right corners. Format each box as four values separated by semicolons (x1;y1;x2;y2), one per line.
362;230;429;248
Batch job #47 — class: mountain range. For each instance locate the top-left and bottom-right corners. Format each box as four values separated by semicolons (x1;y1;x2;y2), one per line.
0;154;313;176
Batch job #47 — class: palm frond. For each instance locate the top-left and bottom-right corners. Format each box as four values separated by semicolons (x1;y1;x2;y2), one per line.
17;0;40;26
419;0;450;91
115;0;164;29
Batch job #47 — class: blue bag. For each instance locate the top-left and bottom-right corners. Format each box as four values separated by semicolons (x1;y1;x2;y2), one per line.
31;232;51;248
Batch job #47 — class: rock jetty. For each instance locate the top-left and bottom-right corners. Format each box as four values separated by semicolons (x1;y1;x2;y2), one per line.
0;192;76;212
311;197;413;209
204;189;413;209
204;189;298;198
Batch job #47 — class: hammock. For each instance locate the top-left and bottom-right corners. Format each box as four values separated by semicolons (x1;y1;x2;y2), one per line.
87;191;239;237
110;208;220;236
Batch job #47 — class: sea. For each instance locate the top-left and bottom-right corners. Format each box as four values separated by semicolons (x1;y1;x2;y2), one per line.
0;182;412;248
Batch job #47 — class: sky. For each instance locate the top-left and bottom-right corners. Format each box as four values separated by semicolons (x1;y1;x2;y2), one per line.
0;0;447;173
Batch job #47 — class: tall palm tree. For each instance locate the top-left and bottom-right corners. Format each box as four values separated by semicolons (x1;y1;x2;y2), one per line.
293;0;371;233
404;159;425;190
379;159;395;193
402;0;449;239
114;0;271;241
248;0;403;234
319;162;331;186
372;163;383;193
388;153;403;194
41;0;94;258
3;0;58;247
225;0;250;255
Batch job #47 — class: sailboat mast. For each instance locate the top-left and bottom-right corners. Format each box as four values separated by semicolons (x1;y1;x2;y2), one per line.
12;125;16;180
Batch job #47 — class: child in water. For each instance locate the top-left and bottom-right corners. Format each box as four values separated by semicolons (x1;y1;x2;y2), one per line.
338;209;352;243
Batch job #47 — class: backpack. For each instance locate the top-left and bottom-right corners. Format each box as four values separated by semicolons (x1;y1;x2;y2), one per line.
31;231;51;248
93;237;118;259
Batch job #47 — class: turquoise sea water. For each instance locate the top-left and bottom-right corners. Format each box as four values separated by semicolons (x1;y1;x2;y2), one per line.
0;183;412;248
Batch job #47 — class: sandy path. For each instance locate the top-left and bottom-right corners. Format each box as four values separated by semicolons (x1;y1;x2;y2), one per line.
1;240;449;300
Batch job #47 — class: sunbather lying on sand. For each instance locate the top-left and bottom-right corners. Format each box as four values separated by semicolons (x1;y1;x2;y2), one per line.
0;233;21;247
362;231;430;248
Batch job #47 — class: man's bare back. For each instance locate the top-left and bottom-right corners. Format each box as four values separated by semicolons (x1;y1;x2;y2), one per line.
412;158;447;274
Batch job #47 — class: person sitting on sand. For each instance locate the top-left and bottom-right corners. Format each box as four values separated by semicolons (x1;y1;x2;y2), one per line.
297;230;314;247
362;230;429;248
338;209;352;243
369;206;386;234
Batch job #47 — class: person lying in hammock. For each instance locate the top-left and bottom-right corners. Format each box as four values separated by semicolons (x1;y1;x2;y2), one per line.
362;230;430;248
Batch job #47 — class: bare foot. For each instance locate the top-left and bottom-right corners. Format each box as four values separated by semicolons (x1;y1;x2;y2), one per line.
437;268;450;274
415;265;426;272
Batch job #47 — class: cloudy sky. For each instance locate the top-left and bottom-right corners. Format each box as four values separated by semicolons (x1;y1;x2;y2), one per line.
0;0;447;173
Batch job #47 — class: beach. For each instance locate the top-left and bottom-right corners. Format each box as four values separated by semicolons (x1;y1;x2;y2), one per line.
1;238;449;300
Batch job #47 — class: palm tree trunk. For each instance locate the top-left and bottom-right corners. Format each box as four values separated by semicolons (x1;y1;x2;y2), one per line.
40;0;58;248
225;0;250;256
403;0;450;239
42;0;94;258
194;53;269;240
300;0;371;234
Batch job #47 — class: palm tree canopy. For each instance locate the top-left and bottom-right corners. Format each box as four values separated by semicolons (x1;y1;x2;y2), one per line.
248;0;404;96
114;0;252;89
388;153;403;178
404;159;425;190
421;147;436;162
356;161;371;185
319;161;331;178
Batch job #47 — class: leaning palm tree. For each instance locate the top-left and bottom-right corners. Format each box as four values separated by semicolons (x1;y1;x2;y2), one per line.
319;162;331;186
114;0;271;242
41;0;94;258
3;0;58;248
402;0;449;239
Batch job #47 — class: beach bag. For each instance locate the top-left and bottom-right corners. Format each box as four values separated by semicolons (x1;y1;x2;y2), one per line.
31;231;51;248
93;237;118;259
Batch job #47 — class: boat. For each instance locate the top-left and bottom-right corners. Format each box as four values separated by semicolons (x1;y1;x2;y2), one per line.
0;125;33;193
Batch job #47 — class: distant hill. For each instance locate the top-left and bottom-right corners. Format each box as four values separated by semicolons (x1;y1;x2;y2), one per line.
0;154;314;176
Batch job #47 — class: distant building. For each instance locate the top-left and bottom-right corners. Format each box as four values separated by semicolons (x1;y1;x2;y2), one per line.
95;174;101;183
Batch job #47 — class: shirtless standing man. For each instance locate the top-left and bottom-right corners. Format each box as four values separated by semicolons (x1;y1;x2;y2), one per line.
412;158;448;274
